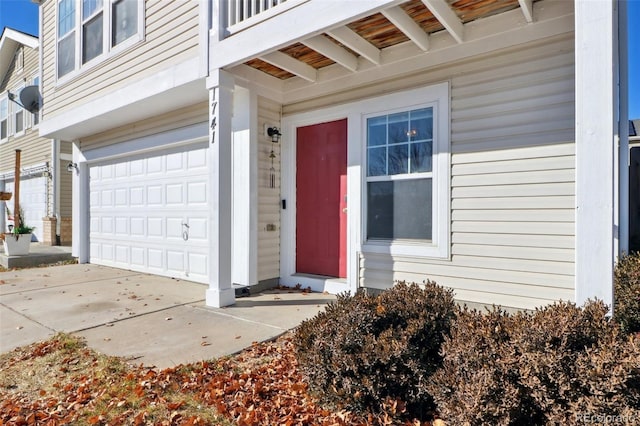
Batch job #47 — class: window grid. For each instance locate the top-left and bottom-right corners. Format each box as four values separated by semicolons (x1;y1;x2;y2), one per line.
58;0;75;37
366;107;434;179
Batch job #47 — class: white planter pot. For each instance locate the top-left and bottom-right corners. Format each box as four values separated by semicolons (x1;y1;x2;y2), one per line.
3;233;32;256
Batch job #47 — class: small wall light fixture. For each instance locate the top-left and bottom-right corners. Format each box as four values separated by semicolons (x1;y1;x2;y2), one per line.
267;126;281;143
67;162;79;174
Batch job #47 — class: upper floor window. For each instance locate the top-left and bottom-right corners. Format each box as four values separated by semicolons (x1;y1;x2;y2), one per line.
57;0;76;77
57;0;144;80
0;97;8;141
12;86;25;136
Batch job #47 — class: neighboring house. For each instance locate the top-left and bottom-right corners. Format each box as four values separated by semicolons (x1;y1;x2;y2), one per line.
0;27;72;245
630;119;640;252
38;0;629;311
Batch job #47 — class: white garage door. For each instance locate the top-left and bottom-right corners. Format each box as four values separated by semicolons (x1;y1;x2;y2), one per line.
4;176;47;242
89;143;210;283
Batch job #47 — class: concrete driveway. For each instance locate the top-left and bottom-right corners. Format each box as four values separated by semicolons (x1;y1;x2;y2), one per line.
0;264;334;368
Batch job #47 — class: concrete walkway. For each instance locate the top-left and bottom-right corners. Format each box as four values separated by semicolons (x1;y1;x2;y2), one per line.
0;264;334;368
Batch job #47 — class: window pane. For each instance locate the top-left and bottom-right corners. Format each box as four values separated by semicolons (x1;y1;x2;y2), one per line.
0;99;7;119
83;0;103;19
409;108;433;141
1;121;6;139
15;111;24;133
83;14;103;63
367;178;432;240
58;0;75;37
368;147;386;176
367;116;386;146
388;144;408;175
388;111;409;144
112;0;138;46
58;34;75;77
410;142;432;173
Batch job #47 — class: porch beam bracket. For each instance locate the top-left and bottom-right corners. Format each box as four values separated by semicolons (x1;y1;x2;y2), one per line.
381;6;430;51
302;35;359;72
421;0;464;43
327;26;381;65
518;0;534;23
259;51;318;82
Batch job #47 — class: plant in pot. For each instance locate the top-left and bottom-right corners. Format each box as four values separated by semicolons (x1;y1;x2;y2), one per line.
3;207;34;256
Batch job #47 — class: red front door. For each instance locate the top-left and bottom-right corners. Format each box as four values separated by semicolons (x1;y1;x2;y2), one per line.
296;119;347;278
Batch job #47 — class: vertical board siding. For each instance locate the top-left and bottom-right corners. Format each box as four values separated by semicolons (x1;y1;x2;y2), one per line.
257;96;281;281
41;0;199;119
359;37;576;310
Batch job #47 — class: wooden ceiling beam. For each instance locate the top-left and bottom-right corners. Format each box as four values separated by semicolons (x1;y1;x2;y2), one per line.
518;0;534;23
421;0;464;43
302;35;359;72
259;51;318;82
381;6;430;51
327;26;381;65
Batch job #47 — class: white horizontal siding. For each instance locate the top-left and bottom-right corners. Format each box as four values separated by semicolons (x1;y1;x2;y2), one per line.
359;36;576;310
79;103;208;150
41;0;199;120
0;45;51;172
257;96;281;282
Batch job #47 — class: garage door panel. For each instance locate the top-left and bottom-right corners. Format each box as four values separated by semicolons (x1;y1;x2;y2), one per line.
115;245;129;263
147;217;164;238
89;143;210;284
131;248;145;266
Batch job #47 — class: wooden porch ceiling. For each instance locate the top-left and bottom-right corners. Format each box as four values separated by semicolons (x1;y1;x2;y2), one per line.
244;0;536;81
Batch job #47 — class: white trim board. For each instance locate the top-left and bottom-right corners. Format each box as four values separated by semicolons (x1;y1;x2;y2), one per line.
82;122;209;164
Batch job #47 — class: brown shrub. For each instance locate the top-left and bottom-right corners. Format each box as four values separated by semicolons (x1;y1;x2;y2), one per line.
293;281;456;421
429;301;640;425
615;252;640;334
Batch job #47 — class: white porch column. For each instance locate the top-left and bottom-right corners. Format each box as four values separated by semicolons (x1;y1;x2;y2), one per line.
205;69;236;307
0;180;5;233
71;142;89;262
575;1;618;307
231;86;258;287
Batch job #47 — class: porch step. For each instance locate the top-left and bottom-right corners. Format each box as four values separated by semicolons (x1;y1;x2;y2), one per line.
0;243;74;269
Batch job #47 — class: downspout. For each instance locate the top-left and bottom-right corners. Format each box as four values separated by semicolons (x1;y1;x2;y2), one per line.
0;180;5;233
618;0;629;255
51;139;61;244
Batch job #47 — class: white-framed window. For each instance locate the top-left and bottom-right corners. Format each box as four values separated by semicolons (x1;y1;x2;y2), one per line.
12;86;25;136
362;82;450;259
57;0;76;77
57;0;144;80
366;106;435;240
0;96;8;141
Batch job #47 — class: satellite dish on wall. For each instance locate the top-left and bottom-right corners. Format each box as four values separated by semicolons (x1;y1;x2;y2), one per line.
19;86;42;114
